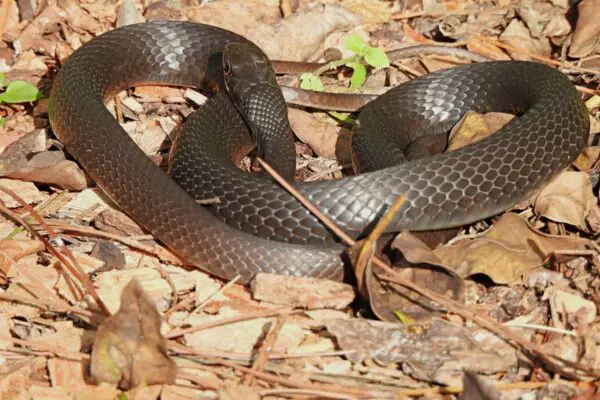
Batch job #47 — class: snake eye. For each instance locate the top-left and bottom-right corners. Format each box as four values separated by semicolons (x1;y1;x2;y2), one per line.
223;61;232;75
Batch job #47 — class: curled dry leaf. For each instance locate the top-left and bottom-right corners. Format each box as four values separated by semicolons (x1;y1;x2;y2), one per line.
6;151;89;190
533;171;594;230
324;318;514;385
574;146;600;171
448;111;514;151
288;108;351;164
90;279;177;390
0;129;49;176
433;213;589;284
365;231;464;322
499;18;551;60
569;0;600;58
251;273;355;309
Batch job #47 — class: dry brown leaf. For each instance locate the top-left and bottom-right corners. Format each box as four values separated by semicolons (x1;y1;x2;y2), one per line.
325;318;514;385
251;273;355;309
13;3;64;55
288;108;351;164
448;111;513;151
517;0;567;38
574;146;600;170
434;213;589;284
547;288;598;328
533;171;594;230
90;279;177;390
338;0;392;24
247;4;359;61
368;231;464;322
0;129;48;174
187;0;280;36
6;151;89;190
569;0;600;58
499;18;552;60
543;15;571;38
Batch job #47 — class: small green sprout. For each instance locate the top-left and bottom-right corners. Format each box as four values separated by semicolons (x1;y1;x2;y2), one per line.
299;34;390;92
0;72;41;127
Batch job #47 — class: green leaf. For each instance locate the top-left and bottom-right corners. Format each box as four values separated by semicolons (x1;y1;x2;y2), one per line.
346;61;366;90
393;310;416;325
0;80;41;104
344;34;368;56
364;47;390;69
299;73;324;92
0;73;5;89
0;117;5;128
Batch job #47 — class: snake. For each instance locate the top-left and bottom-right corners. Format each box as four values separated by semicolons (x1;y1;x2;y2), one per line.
48;21;590;283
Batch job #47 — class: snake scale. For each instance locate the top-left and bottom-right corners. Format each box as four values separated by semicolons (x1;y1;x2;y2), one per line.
48;21;590;283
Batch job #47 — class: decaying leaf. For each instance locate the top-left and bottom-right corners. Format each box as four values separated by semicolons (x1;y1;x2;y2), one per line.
434;213;589;284
499;18;551;60
247;4;359;61
288;108;352;164
325;318;515;385
90;279;177;390
574;146;600;171
5;151;89;190
364;231;464;322
533;171;595;230
569;0;600;58
448;111;514;151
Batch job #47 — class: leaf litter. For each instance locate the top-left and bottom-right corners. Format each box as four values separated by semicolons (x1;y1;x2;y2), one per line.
0;0;598;398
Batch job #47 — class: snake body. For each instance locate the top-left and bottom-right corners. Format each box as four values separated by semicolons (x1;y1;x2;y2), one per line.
48;21;590;283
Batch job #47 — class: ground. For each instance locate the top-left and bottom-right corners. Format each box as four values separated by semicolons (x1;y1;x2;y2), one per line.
0;0;599;399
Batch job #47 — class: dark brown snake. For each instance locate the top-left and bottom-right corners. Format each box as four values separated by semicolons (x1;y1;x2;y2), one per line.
48;21;590;283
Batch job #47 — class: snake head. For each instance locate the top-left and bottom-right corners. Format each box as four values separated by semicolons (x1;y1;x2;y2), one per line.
222;42;278;100
222;42;296;181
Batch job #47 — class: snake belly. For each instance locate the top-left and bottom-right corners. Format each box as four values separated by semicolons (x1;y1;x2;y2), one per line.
48;21;590;283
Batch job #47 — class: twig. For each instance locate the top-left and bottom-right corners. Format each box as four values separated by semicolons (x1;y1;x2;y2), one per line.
245;316;286;386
